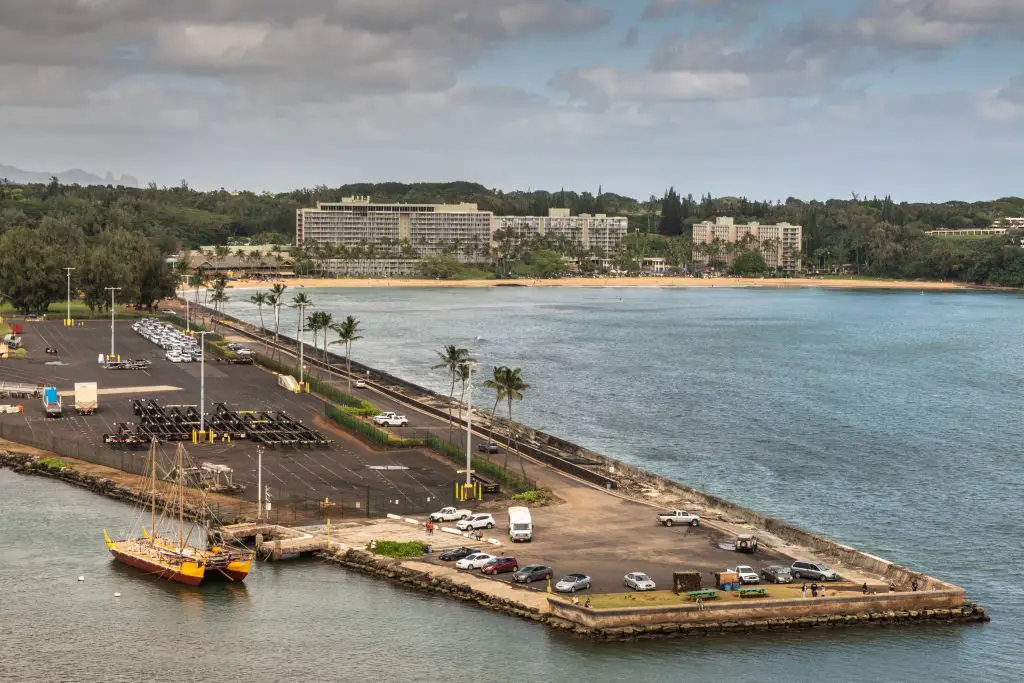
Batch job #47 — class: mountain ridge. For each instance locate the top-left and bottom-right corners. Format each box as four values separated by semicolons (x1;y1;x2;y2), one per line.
0;163;138;187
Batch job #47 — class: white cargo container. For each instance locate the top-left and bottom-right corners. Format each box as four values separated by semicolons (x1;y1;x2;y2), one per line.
74;382;98;415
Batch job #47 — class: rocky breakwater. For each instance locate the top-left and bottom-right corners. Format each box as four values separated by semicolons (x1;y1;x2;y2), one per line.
0;450;240;525
317;547;549;624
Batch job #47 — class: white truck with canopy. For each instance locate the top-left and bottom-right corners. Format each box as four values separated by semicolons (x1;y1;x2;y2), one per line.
507;506;533;542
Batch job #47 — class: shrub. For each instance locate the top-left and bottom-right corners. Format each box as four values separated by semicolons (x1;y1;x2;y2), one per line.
424;437;534;493
13;348;27;359
511;489;551;503
36;456;69;471
371;540;427;558
324;405;417;448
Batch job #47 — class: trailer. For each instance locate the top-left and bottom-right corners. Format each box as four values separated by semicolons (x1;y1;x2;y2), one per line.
43;386;62;418
0;381;43;399
74;382;98;415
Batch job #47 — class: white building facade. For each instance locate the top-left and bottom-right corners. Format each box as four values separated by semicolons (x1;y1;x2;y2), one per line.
692;217;802;273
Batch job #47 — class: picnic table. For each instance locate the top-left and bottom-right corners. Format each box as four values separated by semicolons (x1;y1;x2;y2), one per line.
738;587;769;598
687;589;719;601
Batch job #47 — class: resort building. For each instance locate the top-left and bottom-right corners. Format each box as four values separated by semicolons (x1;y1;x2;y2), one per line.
296;198;629;274
296;196;492;262
923;228;1009;237
691;217;803;273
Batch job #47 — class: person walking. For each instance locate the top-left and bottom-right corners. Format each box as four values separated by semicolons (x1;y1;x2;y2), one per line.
801;583;807;599
810;582;818;598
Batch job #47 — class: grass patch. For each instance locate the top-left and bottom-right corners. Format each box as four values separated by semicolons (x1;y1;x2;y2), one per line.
0;323;11;336
371;540;427;558
0;301;150;318
13;348;27;359
256;351;378;414
324;404;416;448
36;456;69;471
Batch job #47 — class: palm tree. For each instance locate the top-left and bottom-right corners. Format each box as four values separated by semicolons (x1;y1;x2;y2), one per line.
483;366;509;447
305;310;321;359
249;291;268;333
269;283;287;355
494;367;529;473
432;345;474;439
316;311;334;362
291;292;313;371
456;361;471;426
330;315;362;392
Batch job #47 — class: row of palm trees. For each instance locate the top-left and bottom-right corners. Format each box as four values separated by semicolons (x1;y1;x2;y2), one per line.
247;285;363;391
433;345;531;474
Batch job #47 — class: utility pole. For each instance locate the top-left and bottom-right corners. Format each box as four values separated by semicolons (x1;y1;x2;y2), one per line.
257;446;263;521
64;267;75;326
104;287;121;357
296;302;311;385
464;362;475;486
185;297;190;333
196;331;211;438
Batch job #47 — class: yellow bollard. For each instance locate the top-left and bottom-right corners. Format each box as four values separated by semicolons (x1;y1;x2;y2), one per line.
208;429;215;443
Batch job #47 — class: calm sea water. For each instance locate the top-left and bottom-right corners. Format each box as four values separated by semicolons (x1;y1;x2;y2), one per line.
3;287;1021;681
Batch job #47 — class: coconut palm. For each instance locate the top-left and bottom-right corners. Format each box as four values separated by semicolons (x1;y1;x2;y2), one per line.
305;310;321;359
316;311;334;362
483;366;509;446
249;291;268;333
291;292;313;370
330;315;362;392
432;345;474;439
269;283;287;356
492;367;529;473
456;361;471;426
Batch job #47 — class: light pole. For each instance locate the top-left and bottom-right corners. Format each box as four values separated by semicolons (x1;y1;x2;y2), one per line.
185;297;190;333
257;445;263;522
295;302;311;385
64;267;75;325
104;286;121;358
196;331;211;438
464;362;476;486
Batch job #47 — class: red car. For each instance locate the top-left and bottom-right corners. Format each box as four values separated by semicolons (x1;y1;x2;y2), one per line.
481;556;519;575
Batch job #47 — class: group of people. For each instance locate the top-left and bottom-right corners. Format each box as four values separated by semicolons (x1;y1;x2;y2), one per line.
571;596;592;608
801;582;827;598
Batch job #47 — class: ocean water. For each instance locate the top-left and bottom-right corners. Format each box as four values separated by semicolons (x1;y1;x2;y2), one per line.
3;287;1021;681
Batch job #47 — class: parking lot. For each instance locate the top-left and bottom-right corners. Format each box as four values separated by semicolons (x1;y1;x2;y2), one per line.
0;319;460;506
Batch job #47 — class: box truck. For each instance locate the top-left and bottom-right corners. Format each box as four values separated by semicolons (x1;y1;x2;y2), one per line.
508;506;533;542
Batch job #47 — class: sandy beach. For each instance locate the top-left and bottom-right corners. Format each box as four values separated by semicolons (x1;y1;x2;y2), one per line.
226;276;990;292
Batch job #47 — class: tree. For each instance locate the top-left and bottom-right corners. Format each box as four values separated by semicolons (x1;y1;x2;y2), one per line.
732;250;767;276
249;291;268;332
315;311;334;362
419;253;463;279
330;315;363;392
291;291;313;370
432;344;474;439
489;367;530;473
0;227;64;312
269;283;287;357
456;361;471;426
483;366;509;449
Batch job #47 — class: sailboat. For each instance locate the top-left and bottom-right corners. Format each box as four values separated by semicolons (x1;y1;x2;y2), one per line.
103;441;253;585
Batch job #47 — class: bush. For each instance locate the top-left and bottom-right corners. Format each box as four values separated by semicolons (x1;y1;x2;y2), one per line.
324;405;417;448
511;489;551;503
13;348;27;359
36;456;69;471
371;540;427;558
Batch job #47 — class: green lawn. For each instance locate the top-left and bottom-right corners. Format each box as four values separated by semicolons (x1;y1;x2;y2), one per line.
583;583;856;609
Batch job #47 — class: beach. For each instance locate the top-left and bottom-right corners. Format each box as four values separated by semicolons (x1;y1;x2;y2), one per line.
227;276;985;291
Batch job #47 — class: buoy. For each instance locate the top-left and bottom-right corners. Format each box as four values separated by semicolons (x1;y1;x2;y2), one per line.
78;576;85;582
114;592;121;598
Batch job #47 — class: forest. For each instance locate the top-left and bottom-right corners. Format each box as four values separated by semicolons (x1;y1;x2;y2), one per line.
1;176;1023;312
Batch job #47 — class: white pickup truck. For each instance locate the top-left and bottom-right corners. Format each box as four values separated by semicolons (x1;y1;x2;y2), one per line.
373;412;409;427
429;506;472;522
656;509;700;527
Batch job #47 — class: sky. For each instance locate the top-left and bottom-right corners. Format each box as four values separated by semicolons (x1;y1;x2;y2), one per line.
2;0;1023;201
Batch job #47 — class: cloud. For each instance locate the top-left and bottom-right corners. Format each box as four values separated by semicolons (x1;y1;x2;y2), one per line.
642;0;767;21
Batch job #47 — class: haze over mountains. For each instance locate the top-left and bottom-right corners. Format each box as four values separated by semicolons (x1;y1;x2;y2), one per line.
0;163;138;188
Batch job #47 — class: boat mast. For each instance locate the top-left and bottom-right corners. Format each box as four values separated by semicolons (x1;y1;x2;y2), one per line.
150;439;156;540
177;443;184;550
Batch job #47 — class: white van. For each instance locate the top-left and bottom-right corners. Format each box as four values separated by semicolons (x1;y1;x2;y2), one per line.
508;506;533;542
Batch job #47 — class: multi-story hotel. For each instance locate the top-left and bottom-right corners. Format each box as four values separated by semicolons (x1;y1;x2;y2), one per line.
296;199;629;268
692;217;802;273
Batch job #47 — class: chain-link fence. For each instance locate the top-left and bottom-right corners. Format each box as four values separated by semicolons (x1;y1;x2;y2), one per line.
0;420;457;525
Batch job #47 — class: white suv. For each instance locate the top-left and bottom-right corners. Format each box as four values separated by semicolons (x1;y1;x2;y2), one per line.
457;513;496;531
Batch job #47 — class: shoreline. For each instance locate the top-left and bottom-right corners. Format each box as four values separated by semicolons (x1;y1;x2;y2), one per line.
223;276;1010;293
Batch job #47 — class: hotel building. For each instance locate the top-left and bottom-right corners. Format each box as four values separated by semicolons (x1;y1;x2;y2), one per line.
692;217;802;273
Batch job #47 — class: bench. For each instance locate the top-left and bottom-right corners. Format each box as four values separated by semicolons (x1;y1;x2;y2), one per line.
738;587;768;598
687;589;719;601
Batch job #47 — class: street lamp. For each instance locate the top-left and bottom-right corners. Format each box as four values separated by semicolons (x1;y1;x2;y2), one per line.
104;286;121;358
463;362;477;486
64;267;75;326
294;302;312;385
196;330;211;438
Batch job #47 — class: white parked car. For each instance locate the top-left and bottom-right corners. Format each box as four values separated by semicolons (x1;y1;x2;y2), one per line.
355;380;366;388
624;572;657;591
732;565;760;584
455;552;495;570
457;513;496;531
165;351;185;362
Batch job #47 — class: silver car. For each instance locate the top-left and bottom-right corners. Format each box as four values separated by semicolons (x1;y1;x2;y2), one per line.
554;573;591;593
624;572;656;591
791;560;839;581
